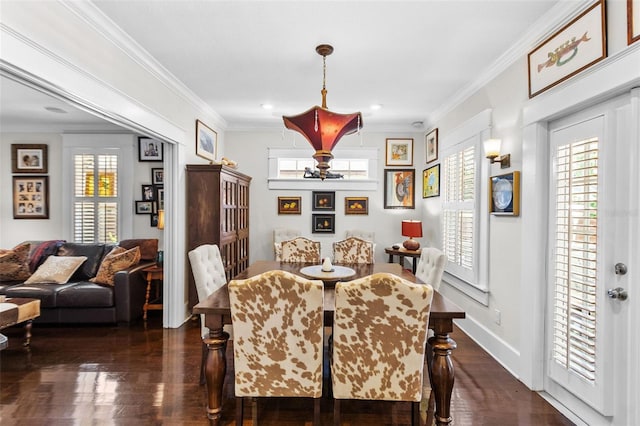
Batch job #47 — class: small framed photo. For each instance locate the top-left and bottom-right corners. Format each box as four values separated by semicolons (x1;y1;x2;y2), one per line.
490;171;520;216
155;186;165;210
383;169;415;209
142;184;155;201
345;197;368;215
13;176;49;219
11;144;48;173
150;212;159;227
385;138;414;166
278;196;301;214
425;128;438;163
423;164;440;198
138;137;163;162
136;200;153;214
312;191;335;211
196;119;217;162
312;214;335;234
151;168;164;185
527;0;606;98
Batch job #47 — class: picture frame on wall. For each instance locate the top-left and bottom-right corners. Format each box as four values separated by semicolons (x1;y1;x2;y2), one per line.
383;169;415;209
629;0;640;45
345;197;368;215
151;168;164;185
489;171;521;216
527;0;606;98
278;196;301;214
196;119;217;162
150;212;159;227
425;129;438;163
142;184;155;201
385;138;414;166
138;137;163;162
155;186;165;210
13;176;49;219
312;191;335;211
135;200;153;214
312;214;335;233
11;144;48;174
423;164;440;198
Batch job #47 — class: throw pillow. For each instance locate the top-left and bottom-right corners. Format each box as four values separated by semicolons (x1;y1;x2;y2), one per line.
24;255;88;284
0;242;31;281
27;240;65;272
90;246;141;286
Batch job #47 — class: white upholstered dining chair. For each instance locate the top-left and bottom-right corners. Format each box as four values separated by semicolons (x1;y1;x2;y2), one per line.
331;272;434;426
414;247;446;291
273;228;300;261
187;244;232;384
228;270;324;425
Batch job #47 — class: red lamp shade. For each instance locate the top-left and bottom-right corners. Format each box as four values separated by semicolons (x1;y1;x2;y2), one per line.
401;220;423;251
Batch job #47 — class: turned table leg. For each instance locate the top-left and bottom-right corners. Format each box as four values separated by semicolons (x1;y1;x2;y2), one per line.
23;319;33;347
203;328;229;425
428;319;458;426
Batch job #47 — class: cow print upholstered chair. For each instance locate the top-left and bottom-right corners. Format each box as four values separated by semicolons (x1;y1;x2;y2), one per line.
331;273;434;426
414;247;446;291
187;244;232;384
280;236;321;263
332;236;374;264
228;270;324;426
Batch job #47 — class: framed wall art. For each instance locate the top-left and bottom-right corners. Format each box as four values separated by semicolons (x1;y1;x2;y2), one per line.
13;176;49;219
385;138;413;166
345;197;368;215
423;164;440;198
11;144;48;173
312;214;335;233
312;191;335;211
383;169;415;209
136;200;153;214
425;129;438;163
278;196;301;214
155;186;165;210
196;119;217;162
629;0;640;45
141;184;155;201
151;168;164;185
489;171;520;216
527;0;606;98
138;137;163;162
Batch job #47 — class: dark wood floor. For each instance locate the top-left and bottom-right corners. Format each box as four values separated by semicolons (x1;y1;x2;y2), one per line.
0;312;574;425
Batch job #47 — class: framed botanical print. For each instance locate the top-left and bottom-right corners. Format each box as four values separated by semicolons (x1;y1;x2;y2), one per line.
11;144;48;173
385;138;414;166
13;176;49;219
383;169;415;209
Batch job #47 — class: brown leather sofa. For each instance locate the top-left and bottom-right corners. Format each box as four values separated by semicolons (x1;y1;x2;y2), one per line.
0;239;157;324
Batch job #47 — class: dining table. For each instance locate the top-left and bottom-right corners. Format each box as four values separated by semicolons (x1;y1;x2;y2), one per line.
193;260;466;426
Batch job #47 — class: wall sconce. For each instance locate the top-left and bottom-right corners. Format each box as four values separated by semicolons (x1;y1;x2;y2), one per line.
484;138;510;168
157;209;165;230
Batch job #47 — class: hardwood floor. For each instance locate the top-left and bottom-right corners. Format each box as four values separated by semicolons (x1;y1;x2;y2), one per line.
0;312;574;425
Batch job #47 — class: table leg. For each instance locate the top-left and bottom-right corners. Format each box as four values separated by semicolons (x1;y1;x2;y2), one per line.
144;275;152;321
203;327;229;425
428;319;458;426
23;319;33;347
412;258;418;274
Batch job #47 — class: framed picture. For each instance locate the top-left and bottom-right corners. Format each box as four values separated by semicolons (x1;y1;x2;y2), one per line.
423;164;440;198
278;196;301;214
12;176;49;219
345;197;369;215
155;186;165;210
425;128;438;163
135;200;153;214
141;184;155;201
383;169;415;209
11;144;48;173
151;168;164;185
312;214;335;234
490;171;521;216
629;0;640;45
527;0;606;98
150;213;159;227
312;191;335;211
385;138;414;166
138;137;163;162
196;119;217;162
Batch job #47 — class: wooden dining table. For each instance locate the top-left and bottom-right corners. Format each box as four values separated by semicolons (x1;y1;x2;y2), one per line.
193;260;466;426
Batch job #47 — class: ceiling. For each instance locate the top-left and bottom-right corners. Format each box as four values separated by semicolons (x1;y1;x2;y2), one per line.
1;1;569;133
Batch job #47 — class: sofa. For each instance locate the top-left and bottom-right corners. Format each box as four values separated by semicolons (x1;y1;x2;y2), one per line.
0;239;157;324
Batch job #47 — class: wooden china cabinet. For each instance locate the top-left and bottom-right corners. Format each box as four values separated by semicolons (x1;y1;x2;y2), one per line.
186;164;251;309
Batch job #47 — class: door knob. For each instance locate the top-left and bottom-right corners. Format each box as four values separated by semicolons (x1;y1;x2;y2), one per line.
607;287;628;301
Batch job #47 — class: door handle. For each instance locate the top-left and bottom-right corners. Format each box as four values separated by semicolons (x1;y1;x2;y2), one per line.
607;287;628;301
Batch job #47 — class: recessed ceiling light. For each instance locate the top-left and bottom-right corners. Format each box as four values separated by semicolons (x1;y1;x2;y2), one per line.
44;106;68;114
370;104;382;110
412;121;424;129
261;103;274;110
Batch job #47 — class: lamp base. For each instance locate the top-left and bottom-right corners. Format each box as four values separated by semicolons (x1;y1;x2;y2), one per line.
403;238;420;251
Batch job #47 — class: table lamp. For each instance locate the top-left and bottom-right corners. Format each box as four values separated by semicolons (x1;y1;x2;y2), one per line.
401;220;422;251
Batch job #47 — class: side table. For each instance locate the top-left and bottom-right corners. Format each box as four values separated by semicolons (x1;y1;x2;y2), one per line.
384;247;422;274
142;264;163;321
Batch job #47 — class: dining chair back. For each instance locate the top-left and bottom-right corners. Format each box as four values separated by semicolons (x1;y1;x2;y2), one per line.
345;229;375;242
273;228;300;261
188;244;232;384
415;247;446;291
228;270;324;425
280;237;321;263
332;272;434;426
332;236;374;264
